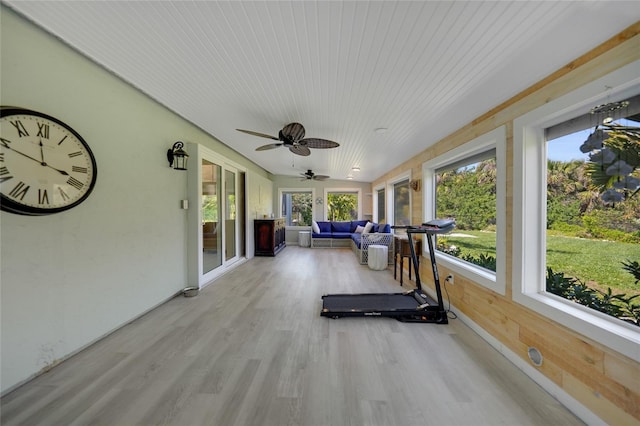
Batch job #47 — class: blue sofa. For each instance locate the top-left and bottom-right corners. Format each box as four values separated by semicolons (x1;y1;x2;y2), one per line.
311;220;394;264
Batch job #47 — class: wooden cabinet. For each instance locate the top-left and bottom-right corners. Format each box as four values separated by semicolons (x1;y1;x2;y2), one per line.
254;218;286;256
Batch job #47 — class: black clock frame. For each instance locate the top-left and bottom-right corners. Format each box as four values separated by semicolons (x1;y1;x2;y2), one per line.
0;107;98;215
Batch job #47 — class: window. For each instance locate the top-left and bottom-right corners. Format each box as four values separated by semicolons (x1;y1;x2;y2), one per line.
513;59;640;361
280;189;313;226
393;179;410;227
374;186;386;223
545;112;640;326
435;151;497;272
326;190;360;221
423;126;506;294
385;172;411;233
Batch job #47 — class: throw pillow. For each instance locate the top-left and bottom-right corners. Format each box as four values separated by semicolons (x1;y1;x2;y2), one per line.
312;220;320;234
363;221;373;234
355;225;365;233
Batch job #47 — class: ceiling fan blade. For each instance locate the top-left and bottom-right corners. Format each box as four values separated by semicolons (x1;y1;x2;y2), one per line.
313;175;330;181
281;122;305;142
300;138;340;149
289;145;311;156
255;143;283;151
237;129;280;141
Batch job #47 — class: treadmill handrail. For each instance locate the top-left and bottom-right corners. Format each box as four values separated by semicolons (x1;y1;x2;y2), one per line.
392;219;455;235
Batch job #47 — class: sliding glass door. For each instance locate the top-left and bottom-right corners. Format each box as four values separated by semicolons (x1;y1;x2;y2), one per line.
188;144;246;287
202;159;222;274
224;168;238;263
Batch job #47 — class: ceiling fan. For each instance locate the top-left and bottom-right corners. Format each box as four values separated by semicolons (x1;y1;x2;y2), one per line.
300;169;329;181
236;122;340;156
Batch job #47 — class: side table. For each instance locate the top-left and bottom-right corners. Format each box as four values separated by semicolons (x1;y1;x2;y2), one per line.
394;235;421;286
368;244;388;270
298;231;311;247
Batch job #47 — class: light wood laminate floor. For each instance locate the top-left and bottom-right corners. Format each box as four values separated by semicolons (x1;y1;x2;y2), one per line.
1;247;582;426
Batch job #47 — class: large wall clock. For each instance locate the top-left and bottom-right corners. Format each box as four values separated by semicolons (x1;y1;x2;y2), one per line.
0;107;97;215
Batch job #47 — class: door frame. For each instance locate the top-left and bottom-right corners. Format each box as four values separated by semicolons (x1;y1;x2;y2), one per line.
186;143;247;287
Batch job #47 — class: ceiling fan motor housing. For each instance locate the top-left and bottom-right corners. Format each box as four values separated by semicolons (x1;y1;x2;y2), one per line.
278;129;293;145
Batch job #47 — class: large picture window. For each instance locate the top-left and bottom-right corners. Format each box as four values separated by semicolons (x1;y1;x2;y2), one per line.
280;190;313;226
435;151;497;273
545;103;640;326
513;59;640;361
326;190;360;221
423;126;506;294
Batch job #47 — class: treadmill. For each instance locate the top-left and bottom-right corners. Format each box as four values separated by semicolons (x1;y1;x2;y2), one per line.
320;219;455;323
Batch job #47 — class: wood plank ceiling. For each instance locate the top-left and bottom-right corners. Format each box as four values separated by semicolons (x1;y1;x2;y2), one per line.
4;1;639;182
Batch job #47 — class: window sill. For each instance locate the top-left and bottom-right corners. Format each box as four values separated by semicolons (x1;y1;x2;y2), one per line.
433;251;505;295
514;291;640;362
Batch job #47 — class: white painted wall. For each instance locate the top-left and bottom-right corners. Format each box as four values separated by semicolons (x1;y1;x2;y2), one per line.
0;8;270;393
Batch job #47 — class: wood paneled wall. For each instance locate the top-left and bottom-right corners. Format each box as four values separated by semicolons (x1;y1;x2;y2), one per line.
373;22;640;424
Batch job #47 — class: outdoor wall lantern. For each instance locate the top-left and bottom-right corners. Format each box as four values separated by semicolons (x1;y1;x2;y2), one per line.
167;141;189;170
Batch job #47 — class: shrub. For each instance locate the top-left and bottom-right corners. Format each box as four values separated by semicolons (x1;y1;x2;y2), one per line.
622;260;640;284
436;238;461;257
437;238;496;272
461;253;496;271
548;222;585;237
545;267;639;326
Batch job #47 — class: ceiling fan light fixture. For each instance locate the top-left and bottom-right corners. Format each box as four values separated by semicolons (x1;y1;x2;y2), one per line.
347;175;353;180
352;166;360;172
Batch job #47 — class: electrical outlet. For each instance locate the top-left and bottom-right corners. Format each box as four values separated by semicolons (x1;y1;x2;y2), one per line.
446;274;454;285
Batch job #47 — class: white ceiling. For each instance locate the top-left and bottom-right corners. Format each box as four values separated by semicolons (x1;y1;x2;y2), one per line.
5;1;639;182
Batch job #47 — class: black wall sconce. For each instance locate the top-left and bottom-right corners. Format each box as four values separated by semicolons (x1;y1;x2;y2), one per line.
167;141;189;170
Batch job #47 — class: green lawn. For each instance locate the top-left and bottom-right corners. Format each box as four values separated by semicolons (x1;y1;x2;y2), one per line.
440;230;640;295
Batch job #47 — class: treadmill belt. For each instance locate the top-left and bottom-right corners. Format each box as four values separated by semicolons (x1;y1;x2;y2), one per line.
322;293;421;312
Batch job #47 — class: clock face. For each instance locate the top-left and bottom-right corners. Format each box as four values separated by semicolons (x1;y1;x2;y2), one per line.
0;107;97;215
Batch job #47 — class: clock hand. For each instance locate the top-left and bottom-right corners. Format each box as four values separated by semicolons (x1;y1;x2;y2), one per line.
4;144;43;165
4;144;69;176
39;139;45;162
48;165;69;176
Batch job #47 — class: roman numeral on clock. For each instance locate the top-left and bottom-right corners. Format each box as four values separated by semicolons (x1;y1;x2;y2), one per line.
38;188;49;205
72;166;88;174
0;166;12;183
68;151;82;158
58;187;70;201
67;176;84;190
37;123;50;139
10;120;29;137
9;181;30;200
